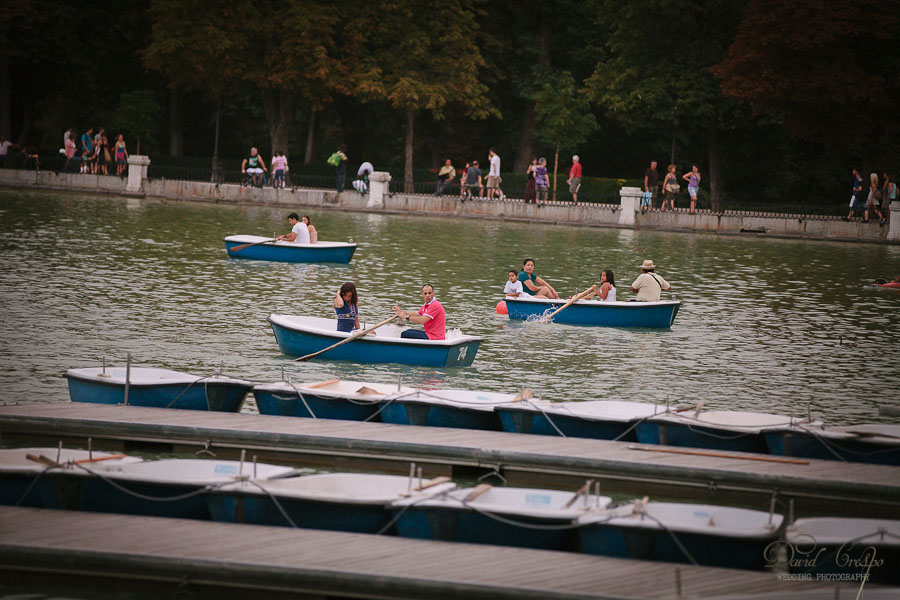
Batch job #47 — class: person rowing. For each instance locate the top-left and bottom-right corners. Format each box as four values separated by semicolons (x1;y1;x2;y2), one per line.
587;269;617;302
518;258;559;299
392;284;446;340
276;212;309;244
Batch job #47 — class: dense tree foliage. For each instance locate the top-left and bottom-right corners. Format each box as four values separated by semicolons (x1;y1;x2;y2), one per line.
3;0;899;208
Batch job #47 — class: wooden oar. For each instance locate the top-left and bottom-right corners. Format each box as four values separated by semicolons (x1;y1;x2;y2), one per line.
294;315;399;362
541;286;595;322
228;238;277;253
627;445;810;465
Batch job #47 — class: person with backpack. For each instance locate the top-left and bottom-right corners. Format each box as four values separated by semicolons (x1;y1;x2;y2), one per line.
328;146;348;192
630;259;672;302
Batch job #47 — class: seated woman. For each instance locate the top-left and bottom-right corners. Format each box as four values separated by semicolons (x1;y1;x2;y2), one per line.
334;282;361;332
302;215;318;244
518;258;559;299
588;270;616;302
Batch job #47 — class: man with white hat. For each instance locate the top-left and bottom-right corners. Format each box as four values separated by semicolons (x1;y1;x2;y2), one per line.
630;259;672;302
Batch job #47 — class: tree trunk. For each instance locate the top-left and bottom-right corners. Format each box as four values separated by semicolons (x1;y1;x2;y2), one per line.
708;122;722;213
0;54;9;139
670;125;676;166
211;98;221;182
304;108;317;166
168;87;183;157
404;108;414;193
16;102;31;146
260;88;297;162
513;17;550;173
552;142;559;202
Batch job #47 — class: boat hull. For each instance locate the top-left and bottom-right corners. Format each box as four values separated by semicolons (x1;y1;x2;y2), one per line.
224;236;356;263
268;316;481;367
66;376;250;412
505;298;680;328
635;421;769;453
496;406;639;441
78;480;214;519
380;401;501;430
253;389;382;421
207;494;395;533
764;430;900;466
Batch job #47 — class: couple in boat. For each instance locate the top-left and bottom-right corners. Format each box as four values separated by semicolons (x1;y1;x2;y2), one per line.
506;258;617;302
334;282;445;340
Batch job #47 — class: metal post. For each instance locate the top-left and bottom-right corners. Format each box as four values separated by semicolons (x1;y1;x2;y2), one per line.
124;352;131;406
239;449;246;477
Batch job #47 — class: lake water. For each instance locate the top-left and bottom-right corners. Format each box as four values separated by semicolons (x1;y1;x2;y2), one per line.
1;189;898;425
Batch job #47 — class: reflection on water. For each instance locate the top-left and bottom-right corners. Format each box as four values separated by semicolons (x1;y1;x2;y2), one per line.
1;190;898;424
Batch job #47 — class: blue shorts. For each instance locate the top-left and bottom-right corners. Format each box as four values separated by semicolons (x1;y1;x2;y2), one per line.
274;169;284;179
688;186;699;198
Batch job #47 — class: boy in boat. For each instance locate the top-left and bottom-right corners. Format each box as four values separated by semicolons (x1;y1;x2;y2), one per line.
276;213;310;244
504;270;529;298
392;284;446;340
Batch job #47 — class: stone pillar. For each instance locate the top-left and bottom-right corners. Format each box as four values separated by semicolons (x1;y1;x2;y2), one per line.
888;201;900;241
618;186;641;227
126;155;150;195
368;171;391;208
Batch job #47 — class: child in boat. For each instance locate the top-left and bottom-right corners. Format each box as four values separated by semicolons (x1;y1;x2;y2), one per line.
587;270;617;302
504;270;530;298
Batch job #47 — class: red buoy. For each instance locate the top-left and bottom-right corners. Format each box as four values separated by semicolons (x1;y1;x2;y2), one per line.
496;301;508;314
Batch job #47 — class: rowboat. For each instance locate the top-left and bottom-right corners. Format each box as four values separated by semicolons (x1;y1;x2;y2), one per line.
268;315;482;367
763;423;900;466
505;296;680;328
634;410;815;454
495;399;669;441
0;447;141;509
77;458;297;519
207;472;456;533
254;378;414;421
66;366;253;412
578;501;783;569
392;484;612;551
224;235;356;263
380;388;518;430
784;517;900;584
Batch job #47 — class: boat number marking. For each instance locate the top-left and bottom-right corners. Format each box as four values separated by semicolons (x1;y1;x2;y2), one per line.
457;346;468;361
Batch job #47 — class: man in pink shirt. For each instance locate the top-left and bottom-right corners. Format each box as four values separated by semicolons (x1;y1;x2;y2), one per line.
392;284;446;340
567;155;582;204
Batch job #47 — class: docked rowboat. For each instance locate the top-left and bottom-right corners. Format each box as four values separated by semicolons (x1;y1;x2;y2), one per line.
65;366;253;412
634;410;817;454
495;399;669;441
77;458;297;519
224;235;356;263
380;388;517;430
392;483;613;551
577;501;783;570
253;378;415;421
784;517;900;584
207;472;456;533
763;423;900;466
267;315;482;367
505;297;680;328
0;447;142;509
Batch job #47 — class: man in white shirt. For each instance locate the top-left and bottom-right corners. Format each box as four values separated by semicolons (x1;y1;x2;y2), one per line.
277;212;310;244
0;136;12;166
487;147;505;200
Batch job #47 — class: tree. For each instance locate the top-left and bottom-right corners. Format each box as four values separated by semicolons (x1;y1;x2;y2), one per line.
585;0;745;212
533;71;597;199
355;0;496;191
114;90;162;154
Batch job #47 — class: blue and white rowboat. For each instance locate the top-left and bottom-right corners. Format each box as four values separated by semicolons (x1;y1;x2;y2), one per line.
380;388;517;430
207;472;456;533
505;297;680;328
496;399;669;441
392;484;613;551
268;315;482;367
763;423;900;466
224;235;356;263
578;501;783;569
66;366;253;412
254;378;415;421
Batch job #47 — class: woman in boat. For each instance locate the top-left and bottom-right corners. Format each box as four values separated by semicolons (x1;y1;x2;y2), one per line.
334;282;361;332
518;258;559;299
302;215;318;244
588;270;616;302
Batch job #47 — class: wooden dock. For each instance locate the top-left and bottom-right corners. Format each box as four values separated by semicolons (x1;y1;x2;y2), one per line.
0;506;865;600
1;402;899;517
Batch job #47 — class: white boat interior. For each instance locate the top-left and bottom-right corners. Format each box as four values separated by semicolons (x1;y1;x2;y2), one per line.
650;409;819;433
269;314;481;345
225;234;354;249
0;448;142;472
255;379;415;400
830;423;900;444
95;459;296;484
219;472;456;505
787;517;900;547
386;389;520;412
392;485;613;519
65;366;251;387
579;501;783;539
499;399;669;423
